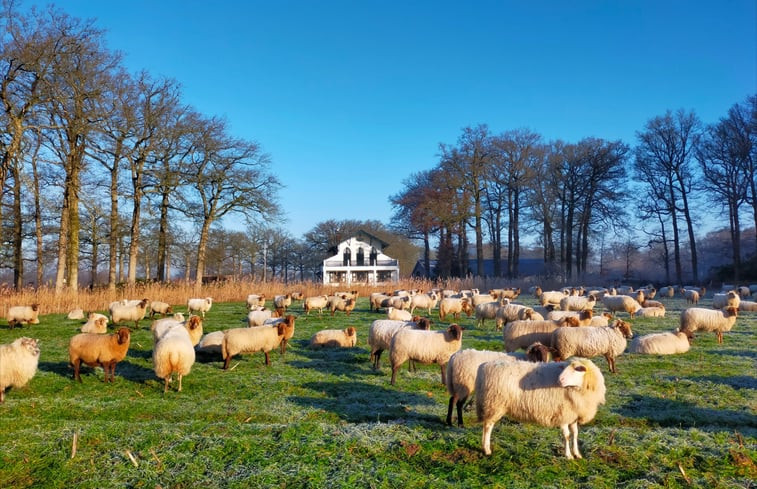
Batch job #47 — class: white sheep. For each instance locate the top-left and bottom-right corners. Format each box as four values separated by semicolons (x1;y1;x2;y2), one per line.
187;297;213;317
67;309;85;320
680;288;700;305
445;345;555;427
149;301;173;318
329;297;356;316
68;327;131;382
387;306;413;321
658;286;676;298
539;290;568;307
476;358;606;458
629;330;692;355
369;292;392;312
152;315;204;347
247;307;273;326
502;317;580;352
110;299;149;328
438;297;473;321
560;294;596;312
679;306;738;344
368;317;432;369
551;320;633;373
471;293;498;307
309;327;358;348
409;292;439;315
246;294;266;310
601;295;642;318
0;337;40;403
494;303;535;329
489;287;521;300
273;294;293;313
589;313;613;327
81;313;109;334
195;330;225;356
738;300;757;312
221;319;295;368
389;324;463;385
153;321;196;392
303;295;330;315
7;304;41;328
635;306;666;318
547;309;594;326
712;291;740;310
641;299;665;309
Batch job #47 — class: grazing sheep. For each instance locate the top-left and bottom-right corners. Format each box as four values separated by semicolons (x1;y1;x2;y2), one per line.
503;317;580;352
221;320;294;368
409;292;439;315
680;288;700;305
187;297;213;318
247;307;273;327
616;285;634;295
471;293;498;307
152;315;204;347
712;291;740;310
629;330;692;355
539;290;568;307
273;294;293;314
641;299;665;309
601;295;642;318
476;358;606;458
7;304;41;328
589;312;614;327
438;297;473;321
475;299;508;328
304;295;330;315
0;337;40;403
560;294;597;312
261;315;297;354
110;299;149;329
368;317;432;369
81;313;109;334
658;286;676;298
387;306;413;321
246;294;266;310
547;309;594;326
329;297;356;316
445;345;554;427
489;287;521;300
383;295;410;311
551;320;633;373
635;306;666;318
494;303;536;329
68;327;131;382
679;306;738;344
369;292;392;312
195;330;225;356
309;327;358;348
67;309;85;320
149;301;173;318
735;286;751;298
389;323;463;385
153;322;196;392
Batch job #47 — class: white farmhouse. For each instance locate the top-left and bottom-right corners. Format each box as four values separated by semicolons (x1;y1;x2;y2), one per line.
322;230;400;285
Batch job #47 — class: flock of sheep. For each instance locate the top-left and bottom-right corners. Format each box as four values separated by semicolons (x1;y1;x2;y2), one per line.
0;282;752;458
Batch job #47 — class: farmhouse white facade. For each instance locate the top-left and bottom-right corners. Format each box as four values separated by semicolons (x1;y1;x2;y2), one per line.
322;231;400;285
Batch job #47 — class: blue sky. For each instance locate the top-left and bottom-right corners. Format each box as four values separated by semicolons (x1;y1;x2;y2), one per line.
27;1;757;237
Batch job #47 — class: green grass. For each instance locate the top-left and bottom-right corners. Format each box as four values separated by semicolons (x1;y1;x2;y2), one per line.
1;295;755;488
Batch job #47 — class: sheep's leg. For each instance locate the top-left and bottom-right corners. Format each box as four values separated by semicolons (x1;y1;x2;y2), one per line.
372;349;382;370
72;359;82;382
0;389;4;403
446;395;456;426
178;374;183;392
440;364;446;385
163;376;170;393
223;355;231;370
455;396;467;427
390;365;399;385
481;421;494;455
606;354;615;374
264;351;271;366
717;332;723;344
570;422;582;459
561;424;574;459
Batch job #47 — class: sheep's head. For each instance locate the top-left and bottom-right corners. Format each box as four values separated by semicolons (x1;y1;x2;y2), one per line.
31;304;40;311
724;306;738;318
613;320;633;338
18;337;40;356
116;327;131;345
559;358;603;395
96;317;107;329
345;326;356;337
415;317;432;330
138;299;149;309
580;310;594;320
525;342;552;362
447;323;463;341
187;315;202;331
562;317;580;327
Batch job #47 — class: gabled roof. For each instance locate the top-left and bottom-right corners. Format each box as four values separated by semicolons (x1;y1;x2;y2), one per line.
353;230;389;249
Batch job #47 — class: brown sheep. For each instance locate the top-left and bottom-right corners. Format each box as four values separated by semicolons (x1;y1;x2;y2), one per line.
68;327;131;382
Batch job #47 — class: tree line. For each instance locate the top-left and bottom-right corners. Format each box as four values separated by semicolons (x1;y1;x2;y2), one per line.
390;99;757;285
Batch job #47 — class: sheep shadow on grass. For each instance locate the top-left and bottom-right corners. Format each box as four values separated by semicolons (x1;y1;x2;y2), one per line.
38;360;72;378
616;394;757;431
289;380;440;424
289;344;375;378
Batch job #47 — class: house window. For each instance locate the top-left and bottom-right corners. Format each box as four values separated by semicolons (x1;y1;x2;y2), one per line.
356;248;365;266
370;247;378;265
343;247;351;266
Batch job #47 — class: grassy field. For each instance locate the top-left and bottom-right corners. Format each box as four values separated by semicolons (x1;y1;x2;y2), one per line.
0;291;755;488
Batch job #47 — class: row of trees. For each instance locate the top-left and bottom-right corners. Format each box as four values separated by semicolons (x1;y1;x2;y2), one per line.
0;3;281;292
391;98;757;285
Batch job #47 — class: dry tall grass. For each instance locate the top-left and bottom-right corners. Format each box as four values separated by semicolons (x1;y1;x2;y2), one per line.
0;275;553;317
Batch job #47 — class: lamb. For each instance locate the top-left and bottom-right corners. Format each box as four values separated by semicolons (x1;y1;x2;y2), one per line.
153;321;196;392
503;317;580;352
110;299;149;328
152;315;204;347
81;313;109;334
712;291;740;310
68;327;131;382
389;323;463;385
635;306;666;318
560;294;597;312
247;307;273;326
303;295;330;315
368;317;432;369
246;294;266;310
329;297;356;316
445;345;554;427
680;288;700;305
476;358;606;458
601;294;642;318
0;337;40;403
409;291;439;315
679;306;738;344
195;330;225;356
547;309;594;326
67;309;85;320
438;297;473;321
221;319;294;368
387;306;413;321
187;297;213;318
551;319;633;373
494;303;536;329
309;327;358;348
629;330;692;355
7;304;41;328
149;301;173;318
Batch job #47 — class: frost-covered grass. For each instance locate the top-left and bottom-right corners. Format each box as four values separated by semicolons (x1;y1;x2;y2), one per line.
0;293;755;488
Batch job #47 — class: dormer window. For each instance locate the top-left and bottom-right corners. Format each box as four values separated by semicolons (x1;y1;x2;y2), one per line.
343;247;351;266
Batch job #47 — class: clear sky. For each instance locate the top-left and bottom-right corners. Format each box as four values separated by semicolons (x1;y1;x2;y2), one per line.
25;1;757;237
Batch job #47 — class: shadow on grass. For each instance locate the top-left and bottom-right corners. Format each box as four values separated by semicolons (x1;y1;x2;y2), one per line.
289;380;440;424
707;348;757;359
289;343;376;377
685;375;757;390
616;394;757;430
38;360;72;378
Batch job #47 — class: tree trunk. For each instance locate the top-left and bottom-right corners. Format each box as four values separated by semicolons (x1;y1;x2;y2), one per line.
11;163;23;290
668;179;682;283
194;219;212;292
108;165;119;292
679;188;698;282
157;190;170;281
127;168;143;284
512;188;520;278
55;188;69;294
